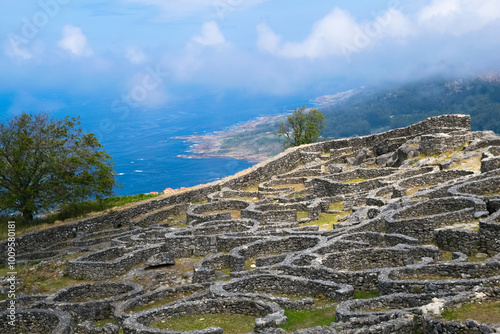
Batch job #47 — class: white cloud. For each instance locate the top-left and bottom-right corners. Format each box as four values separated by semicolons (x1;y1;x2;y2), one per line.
417;0;500;35
418;0;460;22
256;22;281;54
257;7;413;59
192;21;226;46
57;25;93;57
125;46;148;64
256;0;500;60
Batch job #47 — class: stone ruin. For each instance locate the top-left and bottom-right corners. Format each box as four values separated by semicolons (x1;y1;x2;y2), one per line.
1;114;500;333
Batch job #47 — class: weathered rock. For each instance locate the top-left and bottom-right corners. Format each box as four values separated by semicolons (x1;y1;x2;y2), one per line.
145;252;175;268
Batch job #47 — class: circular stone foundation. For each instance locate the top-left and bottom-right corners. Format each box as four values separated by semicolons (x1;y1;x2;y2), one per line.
123;298;286;333
0;308;72;334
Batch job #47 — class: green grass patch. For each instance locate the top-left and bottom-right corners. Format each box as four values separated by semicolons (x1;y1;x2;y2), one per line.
152;313;256;333
95;318;115;327
441;301;500;324
300;211;351;230
441;251;453;262
130;292;194;313
166;213;187;228
354;290;378;299
242;184;259;192
1;260;88;295
274;184;306;192
279;305;337;331
0;193;161;240
404;274;455;281
328;202;344;211
468;254;491;262
245;258;257;271
219;267;231;275
297;211;308;220
481;191;500;196
229;196;259;202
343;178;367;184
203;210;241;219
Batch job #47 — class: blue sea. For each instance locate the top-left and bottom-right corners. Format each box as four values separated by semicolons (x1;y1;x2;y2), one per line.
0;91;313;196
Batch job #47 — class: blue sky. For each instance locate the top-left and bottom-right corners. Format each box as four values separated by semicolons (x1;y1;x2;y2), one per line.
1;0;500;114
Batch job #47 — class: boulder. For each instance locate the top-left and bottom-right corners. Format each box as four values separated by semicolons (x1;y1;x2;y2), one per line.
145;252;175;268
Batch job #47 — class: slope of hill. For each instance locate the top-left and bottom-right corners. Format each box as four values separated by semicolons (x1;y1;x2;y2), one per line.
176;75;500;163
320;75;500;138
2;115;500;333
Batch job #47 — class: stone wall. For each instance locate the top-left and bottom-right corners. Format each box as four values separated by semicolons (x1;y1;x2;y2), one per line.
433;228;480;255
67;245;161;280
0;114;473;259
0;308;72;334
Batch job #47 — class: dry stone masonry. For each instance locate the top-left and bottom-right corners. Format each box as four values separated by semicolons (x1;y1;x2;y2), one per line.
2;114;500;333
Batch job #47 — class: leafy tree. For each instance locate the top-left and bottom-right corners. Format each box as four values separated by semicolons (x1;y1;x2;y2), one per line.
0;113;117;222
278;106;325;147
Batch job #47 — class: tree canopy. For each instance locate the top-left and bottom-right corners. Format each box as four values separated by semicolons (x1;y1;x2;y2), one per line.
0;113;117;222
278;106;325;147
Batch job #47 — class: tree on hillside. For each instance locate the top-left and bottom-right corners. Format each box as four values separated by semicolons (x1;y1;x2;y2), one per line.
278;106;325;148
0;113;117;222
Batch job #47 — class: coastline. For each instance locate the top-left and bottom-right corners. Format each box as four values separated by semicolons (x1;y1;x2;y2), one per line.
173;114;289;163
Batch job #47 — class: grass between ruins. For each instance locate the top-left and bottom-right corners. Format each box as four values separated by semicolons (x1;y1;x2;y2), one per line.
441;301;500;324
440;250;491;263
329;202;344;211
300;211;351;230
343;178;367;184
273;184;306;192
152;313;256;333
0;258;88;295
129;291;195;313
279;305;337;331
354;290;379;299
0;193;161;240
203;210;242;219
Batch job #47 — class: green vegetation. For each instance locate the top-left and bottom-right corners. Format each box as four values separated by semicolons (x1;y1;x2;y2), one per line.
343;178;367;184
441;251;453;262
329;202;344;211
95;319;115;327
204;210;241;219
242;184;259;192
152;313;256;333
441;301;500;324
354;290;378;299
320;78;500;138
468;254;491;262
245;258;257;271
0;193;160;240
274;184;306;192
186;77;500;163
165;212;187;228
297;211;308;220
321;78;500;138
300;211;351;230
0;113;117;222
130;292;193;313
278;106;325;148
0;258;88;295
279;305;337;331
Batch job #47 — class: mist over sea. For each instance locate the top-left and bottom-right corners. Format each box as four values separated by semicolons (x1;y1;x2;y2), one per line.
0;91;313;196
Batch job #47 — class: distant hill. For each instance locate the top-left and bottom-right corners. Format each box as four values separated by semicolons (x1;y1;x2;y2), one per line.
319;75;500;139
177;75;500;163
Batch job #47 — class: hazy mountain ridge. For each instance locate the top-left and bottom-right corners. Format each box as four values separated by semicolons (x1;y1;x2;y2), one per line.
177;76;500;163
319;75;500;139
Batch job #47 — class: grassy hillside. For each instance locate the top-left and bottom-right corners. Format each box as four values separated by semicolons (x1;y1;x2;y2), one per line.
319;76;500;139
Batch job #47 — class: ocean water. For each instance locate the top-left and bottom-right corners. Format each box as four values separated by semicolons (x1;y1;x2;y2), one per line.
0;91;312;196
